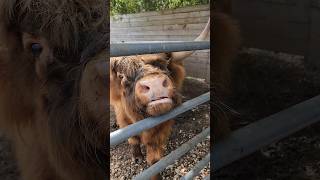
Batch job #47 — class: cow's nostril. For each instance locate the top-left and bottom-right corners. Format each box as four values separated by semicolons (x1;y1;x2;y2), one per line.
140;85;150;93
162;79;168;87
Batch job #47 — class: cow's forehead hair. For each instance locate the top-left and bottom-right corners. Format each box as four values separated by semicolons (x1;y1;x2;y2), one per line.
111;56;143;78
112;55;169;79
0;0;107;54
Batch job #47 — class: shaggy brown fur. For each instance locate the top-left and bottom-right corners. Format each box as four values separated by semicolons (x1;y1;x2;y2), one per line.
215;0;232;14
110;53;184;180
0;1;108;180
212;7;241;139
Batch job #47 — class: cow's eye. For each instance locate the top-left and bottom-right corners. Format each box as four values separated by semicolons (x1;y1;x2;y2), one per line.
31;43;43;57
120;77;129;87
117;73;124;79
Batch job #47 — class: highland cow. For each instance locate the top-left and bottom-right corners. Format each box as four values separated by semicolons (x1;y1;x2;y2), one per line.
0;0;108;180
110;19;210;180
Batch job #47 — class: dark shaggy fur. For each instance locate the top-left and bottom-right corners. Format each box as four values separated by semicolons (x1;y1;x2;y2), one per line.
0;0;108;180
1;0;107;54
212;4;241;139
110;54;185;180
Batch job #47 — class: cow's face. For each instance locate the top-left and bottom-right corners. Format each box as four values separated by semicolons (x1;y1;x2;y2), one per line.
19;32;108;141
111;54;179;117
134;63;175;116
0;0;108;173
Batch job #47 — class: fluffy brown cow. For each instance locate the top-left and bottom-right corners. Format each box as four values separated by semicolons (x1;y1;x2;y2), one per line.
110;19;210;179
0;1;108;180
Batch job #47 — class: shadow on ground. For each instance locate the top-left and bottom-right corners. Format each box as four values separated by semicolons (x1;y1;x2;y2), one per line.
215;49;320;180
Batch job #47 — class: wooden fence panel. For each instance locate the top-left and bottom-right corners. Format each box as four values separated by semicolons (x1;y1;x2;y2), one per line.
232;0;320;68
232;0;310;55
110;5;210;82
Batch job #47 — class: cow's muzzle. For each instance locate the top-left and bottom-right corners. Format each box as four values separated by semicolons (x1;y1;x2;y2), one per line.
135;74;175;116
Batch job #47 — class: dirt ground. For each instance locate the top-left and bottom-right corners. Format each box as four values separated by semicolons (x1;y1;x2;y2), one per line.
215;48;320;180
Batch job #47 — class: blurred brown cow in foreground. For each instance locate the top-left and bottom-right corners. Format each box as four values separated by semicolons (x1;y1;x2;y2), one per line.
213;4;241;139
110;19;210;179
0;0;108;180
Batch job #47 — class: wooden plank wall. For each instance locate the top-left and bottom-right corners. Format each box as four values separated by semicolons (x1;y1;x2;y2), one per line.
232;0;309;55
110;5;210;82
232;0;320;67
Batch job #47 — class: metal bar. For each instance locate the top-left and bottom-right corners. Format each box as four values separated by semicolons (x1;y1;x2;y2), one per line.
111;41;192;43
213;94;320;171
110;92;210;147
134;128;210;180
181;153;210;180
110;41;210;57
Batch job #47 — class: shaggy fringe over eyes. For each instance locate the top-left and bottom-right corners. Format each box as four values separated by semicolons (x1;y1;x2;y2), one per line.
111;55;179;118
0;0;109;169
0;0;108;55
111;56;143;82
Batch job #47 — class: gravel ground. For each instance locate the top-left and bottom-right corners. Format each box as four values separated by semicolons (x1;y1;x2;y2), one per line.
110;77;210;179
215;48;320;179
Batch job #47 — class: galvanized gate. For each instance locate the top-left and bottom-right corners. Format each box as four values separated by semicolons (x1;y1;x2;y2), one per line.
110;41;211;180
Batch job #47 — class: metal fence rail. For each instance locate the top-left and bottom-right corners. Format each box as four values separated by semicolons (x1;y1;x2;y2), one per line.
181;153;210;180
110;41;210;57
213;94;320;171
110;41;210;179
110;92;210;147
134;128;210;180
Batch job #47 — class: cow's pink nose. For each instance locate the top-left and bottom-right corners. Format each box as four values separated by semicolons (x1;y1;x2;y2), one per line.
136;76;171;101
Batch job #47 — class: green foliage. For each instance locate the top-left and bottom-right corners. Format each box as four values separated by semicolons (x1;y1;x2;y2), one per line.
111;0;209;16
